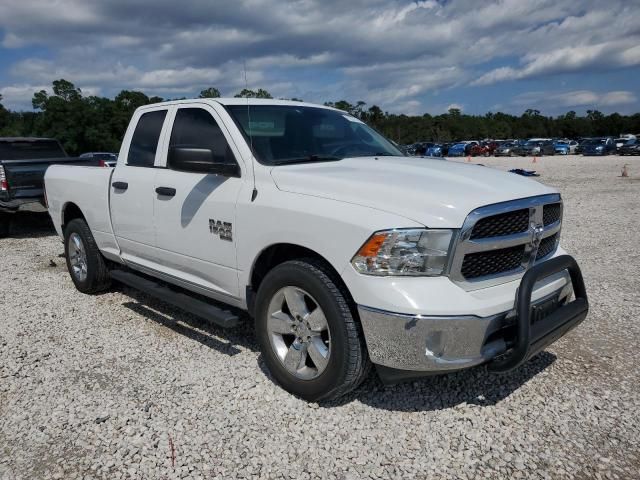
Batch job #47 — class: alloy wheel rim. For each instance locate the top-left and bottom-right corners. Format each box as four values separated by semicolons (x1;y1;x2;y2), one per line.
68;233;88;282
266;286;331;380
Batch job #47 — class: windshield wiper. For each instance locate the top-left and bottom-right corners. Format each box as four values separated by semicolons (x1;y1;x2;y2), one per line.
272;155;342;165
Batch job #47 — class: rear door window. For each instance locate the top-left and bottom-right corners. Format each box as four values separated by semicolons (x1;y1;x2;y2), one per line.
127;110;167;167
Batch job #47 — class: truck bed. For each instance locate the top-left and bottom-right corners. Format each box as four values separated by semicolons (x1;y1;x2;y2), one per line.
1;156;102;212
44;164;117;256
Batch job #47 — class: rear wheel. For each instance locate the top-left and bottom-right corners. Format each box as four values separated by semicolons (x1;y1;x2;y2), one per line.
255;259;370;401
63;219;111;293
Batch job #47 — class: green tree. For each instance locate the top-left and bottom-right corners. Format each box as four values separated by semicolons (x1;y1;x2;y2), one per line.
199;87;221;98
234;88;273;99
0;94;10;133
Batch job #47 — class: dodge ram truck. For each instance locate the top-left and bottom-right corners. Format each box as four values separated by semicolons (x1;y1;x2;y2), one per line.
44;99;588;401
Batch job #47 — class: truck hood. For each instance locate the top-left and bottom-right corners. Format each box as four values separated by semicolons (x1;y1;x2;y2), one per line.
270;156;556;227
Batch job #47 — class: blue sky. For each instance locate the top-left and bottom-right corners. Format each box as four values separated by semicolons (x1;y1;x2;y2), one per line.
1;0;639;115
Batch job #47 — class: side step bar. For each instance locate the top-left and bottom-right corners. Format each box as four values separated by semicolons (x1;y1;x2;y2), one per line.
110;270;239;328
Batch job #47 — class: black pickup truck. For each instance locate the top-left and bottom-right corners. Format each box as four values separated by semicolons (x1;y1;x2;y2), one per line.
0;137;100;237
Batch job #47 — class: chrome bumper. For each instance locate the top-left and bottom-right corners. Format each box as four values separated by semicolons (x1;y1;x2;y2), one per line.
358;273;574;372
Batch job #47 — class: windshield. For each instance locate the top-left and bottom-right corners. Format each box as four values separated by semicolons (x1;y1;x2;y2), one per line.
226;105;403;165
525;141;541;146
625;139;637;145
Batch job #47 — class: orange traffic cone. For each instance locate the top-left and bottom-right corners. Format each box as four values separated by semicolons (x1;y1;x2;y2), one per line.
621;164;629;177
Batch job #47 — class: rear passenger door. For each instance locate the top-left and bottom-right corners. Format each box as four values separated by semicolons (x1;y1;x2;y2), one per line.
152;104;245;301
111;107;169;266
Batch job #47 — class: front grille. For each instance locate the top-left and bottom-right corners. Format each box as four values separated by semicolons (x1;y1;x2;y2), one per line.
536;233;558;260
470;209;529;239
450;195;563;288
461;245;524;279
543;203;561;226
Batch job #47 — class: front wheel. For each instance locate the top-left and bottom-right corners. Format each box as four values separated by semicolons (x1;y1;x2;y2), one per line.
63;219;111;294
255;259;370;401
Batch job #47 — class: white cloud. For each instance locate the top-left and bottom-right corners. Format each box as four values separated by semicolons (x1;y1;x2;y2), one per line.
0;0;638;112
509;89;637;114
473;41;640;86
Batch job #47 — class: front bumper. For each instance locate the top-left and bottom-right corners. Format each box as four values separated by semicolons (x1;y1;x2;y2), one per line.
358;255;587;376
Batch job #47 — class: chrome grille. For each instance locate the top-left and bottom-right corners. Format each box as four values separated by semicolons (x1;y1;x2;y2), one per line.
470;209;529;239
461;245;525;279
449;194;562;290
535;233;558;260
543;203;562;226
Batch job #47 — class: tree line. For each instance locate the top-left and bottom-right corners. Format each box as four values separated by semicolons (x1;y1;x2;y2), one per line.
1;79;639;155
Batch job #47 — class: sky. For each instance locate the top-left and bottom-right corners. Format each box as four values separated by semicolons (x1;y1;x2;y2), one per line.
1;0;639;116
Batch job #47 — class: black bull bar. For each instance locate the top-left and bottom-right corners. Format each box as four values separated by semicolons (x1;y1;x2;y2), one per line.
488;255;589;372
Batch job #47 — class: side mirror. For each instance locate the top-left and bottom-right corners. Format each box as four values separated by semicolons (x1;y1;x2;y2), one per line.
168;147;241;177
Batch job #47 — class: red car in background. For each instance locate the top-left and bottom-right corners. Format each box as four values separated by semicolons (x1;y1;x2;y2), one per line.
470;141;499;157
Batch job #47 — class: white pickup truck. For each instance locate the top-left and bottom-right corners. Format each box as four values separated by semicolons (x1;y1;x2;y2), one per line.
44;99;588;400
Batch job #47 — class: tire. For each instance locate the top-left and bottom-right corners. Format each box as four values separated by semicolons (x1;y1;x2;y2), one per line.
63;218;111;294
0;213;10;238
255;258;370;401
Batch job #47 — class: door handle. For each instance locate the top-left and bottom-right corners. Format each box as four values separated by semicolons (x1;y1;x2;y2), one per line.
155;186;176;197
112;181;128;190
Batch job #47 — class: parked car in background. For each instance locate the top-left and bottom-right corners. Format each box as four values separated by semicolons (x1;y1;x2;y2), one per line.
425;144;446;157
554;142;569;155
470;141;499;157
447;141;478;157
618;138;640;155
494;141;518;157
575;138;594;155
581;137;616;156
554;140;578;155
613;139;628;152
405;142;435;156
80;152;118;167
0;137;100;237
519;139;555;156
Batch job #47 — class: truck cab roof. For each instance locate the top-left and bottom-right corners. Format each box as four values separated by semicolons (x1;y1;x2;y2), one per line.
139;98;342;112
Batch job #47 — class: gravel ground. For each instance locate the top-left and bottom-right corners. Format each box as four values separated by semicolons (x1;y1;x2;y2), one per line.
1;154;639;480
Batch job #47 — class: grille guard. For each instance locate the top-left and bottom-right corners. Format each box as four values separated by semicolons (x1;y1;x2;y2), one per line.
488;254;589;372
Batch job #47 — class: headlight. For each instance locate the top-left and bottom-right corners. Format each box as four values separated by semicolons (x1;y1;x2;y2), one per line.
596;146;603;150
351;229;454;276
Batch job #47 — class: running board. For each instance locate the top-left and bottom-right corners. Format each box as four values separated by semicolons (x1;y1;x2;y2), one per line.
110;270;239;328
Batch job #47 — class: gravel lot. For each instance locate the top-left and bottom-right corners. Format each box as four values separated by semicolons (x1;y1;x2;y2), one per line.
1;154;639;480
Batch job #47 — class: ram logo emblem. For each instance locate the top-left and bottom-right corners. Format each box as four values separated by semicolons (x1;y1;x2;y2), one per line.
209;219;233;241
